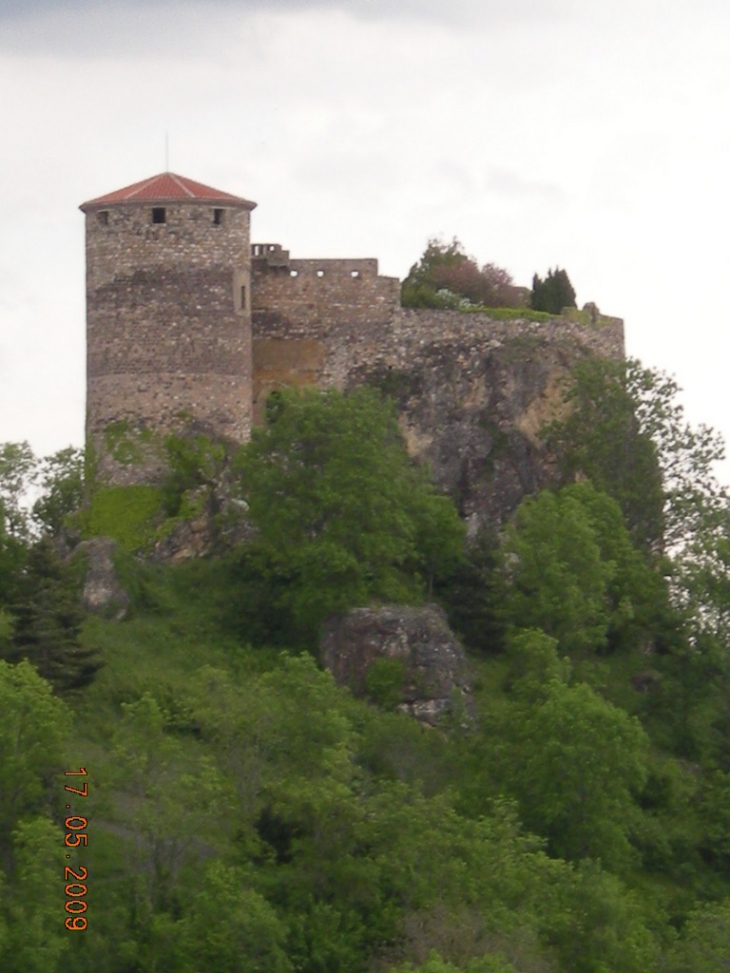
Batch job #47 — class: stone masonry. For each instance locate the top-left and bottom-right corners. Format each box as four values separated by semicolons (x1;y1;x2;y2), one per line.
81;172;625;527
81;174;255;484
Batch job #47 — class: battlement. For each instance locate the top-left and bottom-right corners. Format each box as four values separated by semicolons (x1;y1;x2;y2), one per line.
251;243;290;269
252;244;381;281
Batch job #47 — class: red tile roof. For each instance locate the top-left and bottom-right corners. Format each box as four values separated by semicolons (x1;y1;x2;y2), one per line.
80;172;256;209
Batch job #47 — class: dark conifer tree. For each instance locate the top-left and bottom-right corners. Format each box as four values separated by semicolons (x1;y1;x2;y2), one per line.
531;267;577;313
4;538;102;692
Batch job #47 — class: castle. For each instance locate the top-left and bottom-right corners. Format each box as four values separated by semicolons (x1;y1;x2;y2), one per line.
81;171;624;533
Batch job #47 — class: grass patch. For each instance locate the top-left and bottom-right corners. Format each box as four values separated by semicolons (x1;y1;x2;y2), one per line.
74;557;281;724
85;485;163;553
462;306;558;323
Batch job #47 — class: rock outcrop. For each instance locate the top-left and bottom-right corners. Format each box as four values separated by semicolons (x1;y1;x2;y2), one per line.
351;319;605;538
255;299;623;538
75;537;129;620
321;604;475;726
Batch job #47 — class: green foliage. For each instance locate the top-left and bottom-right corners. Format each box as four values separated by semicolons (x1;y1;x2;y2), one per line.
4;361;730;972
233;387;464;644
0;553;706;973
461;305;556;322
544;357;664;551
433;533;506;654
501;482;675;659
102;419;156;466
504;628;571;703
667;899;730;972
3;538;103;692
0;659;70;837
544;859;661;973
161;432;226;517
85;484;162;552
106;690;233;923
401;238;522;310
32;446;84;536
0;441;36;541
0;534;26;610
0;817;71;973
501;485;612;654
366;656;407;708
545;357;726;555
0;609;12;647
530;268;576;314
181;860;291;972
511;679;649;866
391;950;520;972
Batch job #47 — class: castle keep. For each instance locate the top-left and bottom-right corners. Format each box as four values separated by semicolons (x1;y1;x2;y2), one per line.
81;171;625;532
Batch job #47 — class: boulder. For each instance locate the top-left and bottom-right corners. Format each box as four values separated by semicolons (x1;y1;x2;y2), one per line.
75;537;129;620
321;604;475;726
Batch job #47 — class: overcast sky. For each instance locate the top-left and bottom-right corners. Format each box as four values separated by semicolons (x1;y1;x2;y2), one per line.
2;0;730;480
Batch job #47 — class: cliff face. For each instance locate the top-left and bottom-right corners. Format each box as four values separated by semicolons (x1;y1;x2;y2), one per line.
352;321;612;537
252;291;624;535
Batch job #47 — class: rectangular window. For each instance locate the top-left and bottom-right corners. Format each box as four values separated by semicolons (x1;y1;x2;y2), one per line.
240;285;247;311
152;208;166;224
97;211;109;226
213;208;224;225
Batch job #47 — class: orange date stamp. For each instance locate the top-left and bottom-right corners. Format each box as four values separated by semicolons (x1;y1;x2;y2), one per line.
63;767;88;930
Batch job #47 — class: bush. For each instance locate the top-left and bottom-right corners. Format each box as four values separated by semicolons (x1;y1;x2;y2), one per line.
530;267;576;314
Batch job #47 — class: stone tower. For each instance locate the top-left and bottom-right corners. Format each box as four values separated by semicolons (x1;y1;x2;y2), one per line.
80;172;257;484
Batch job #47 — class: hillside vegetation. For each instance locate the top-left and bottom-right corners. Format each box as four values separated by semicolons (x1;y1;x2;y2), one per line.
1;362;730;972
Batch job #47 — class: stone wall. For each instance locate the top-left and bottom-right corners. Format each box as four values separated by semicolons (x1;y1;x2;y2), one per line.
251;254;625;532
251;254;400;422
84;201;254;482
84;211;626;528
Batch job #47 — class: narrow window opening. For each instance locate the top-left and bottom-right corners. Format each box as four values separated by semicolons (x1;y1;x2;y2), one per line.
350;269;360;278
213;208;224;225
152;207;166;224
290;270;298;277
316;269;325;277
240;285;247;311
97;211;109;226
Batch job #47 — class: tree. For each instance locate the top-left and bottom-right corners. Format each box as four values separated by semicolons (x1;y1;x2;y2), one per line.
0;442;36;542
4;538;102;692
32;446;84;536
233;387;464;643
181;861;291;973
0;660;70;840
0;818;71;973
0;445;35;608
391;951;520;972
512;679;649;866
544;859;660;973
500;485;613;655
109;692;232;916
500;482;673;657
432;532;507;655
545;356;727;556
161;432;226;517
401;238;521;309
667;898;730;972
530;267;576;314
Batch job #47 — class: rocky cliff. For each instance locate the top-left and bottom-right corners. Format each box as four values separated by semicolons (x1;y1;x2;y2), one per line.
350;314;623;538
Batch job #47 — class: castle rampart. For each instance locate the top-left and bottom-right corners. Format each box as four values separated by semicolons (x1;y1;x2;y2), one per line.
81;172;625;524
